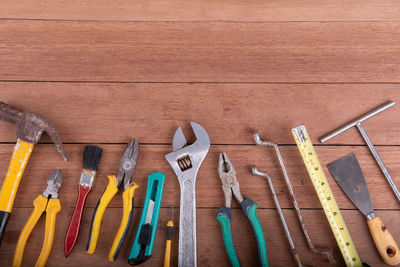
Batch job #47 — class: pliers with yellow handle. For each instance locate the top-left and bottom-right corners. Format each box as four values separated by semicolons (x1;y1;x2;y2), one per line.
13;169;63;267
87;139;140;262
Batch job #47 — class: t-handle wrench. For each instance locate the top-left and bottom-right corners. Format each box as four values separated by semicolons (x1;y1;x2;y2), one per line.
165;122;210;267
320;101;400;203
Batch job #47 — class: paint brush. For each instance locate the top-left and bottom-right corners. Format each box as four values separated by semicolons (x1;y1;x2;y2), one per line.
64;145;103;257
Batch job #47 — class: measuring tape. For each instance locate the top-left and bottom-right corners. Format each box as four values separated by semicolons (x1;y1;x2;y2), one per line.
292;124;362;267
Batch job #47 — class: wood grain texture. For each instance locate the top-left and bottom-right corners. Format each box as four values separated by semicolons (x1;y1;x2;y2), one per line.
0;84;399;145
2;21;400;83
0;0;399;22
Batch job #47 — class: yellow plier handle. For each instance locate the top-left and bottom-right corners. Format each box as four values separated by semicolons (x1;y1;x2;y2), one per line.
13;195;60;267
109;181;139;262
86;175;118;254
36;198;60;267
13;195;47;267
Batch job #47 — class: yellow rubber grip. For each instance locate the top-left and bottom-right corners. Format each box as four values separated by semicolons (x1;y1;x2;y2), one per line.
87;175;118;254
164;240;171;267
35;198;60;267
13;195;47;267
0;139;33;212
108;181;139;262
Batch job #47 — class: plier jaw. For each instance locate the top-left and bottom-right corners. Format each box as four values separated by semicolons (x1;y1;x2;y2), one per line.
117;139;139;190
218;153;243;208
42;169;63;199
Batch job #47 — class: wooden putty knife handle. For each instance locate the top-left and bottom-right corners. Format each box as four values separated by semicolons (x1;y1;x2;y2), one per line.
367;216;400;266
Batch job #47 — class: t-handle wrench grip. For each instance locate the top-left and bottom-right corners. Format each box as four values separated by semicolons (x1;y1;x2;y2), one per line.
178;177;197;267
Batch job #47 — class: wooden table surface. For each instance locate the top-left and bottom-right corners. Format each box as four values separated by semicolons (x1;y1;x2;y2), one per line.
1;1;400;266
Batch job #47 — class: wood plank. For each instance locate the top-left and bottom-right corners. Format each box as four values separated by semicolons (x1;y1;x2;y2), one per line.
0;0;399;22
0;84;399;145
2;21;400;83
1;208;398;266
3;144;400;210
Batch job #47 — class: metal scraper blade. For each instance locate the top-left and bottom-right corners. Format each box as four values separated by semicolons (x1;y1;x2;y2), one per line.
327;153;374;218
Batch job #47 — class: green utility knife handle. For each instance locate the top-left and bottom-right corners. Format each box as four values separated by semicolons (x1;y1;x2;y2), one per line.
217;207;241;267
128;172;165;265
241;198;268;267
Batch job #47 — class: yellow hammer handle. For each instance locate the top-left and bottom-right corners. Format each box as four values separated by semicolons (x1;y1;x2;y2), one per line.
87;175;118;254
367;216;400;266
13;195;47;267
164;240;171;267
35;199;60;267
0;139;33;212
108;181;139;262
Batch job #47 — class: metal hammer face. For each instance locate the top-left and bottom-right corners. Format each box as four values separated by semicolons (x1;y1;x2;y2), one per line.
0;101;67;161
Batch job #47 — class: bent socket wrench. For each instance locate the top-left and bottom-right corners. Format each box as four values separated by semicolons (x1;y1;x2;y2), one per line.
252;167;308;267
165;122;210;267
254;132;336;264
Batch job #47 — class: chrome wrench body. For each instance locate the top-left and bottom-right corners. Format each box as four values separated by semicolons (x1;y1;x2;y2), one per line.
165;122;210;267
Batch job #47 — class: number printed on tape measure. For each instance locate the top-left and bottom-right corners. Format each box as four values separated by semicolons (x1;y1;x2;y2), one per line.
292;125;362;267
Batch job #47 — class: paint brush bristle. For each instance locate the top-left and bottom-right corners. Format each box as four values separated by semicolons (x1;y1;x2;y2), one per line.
83;145;103;171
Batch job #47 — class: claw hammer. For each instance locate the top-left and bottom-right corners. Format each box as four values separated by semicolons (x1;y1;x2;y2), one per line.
0;102;67;246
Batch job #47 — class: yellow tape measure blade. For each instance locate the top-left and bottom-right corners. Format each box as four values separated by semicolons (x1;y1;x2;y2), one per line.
291;124;362;267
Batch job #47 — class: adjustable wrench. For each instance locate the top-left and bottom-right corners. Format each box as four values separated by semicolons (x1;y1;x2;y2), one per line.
165;122;210;267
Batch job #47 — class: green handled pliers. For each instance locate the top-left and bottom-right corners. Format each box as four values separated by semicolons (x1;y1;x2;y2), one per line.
217;153;269;267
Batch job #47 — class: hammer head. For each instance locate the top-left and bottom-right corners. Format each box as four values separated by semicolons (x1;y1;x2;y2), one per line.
0;101;67;161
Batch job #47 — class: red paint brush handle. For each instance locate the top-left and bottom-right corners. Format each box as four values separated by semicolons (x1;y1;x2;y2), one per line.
64;185;92;257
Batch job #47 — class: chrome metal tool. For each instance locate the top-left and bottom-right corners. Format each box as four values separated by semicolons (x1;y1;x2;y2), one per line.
253;132;335;264
328;153;400;266
165;122;210;267
251;167;305;267
320;101;400;203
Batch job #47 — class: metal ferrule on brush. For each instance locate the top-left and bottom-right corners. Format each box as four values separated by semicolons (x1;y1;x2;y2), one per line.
79;170;96;188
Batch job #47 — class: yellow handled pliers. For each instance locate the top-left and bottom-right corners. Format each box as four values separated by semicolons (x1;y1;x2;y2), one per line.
13;169;63;267
87;139;140;262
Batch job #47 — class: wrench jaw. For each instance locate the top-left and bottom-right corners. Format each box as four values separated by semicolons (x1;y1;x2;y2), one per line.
165;122;210;183
172;127;187;152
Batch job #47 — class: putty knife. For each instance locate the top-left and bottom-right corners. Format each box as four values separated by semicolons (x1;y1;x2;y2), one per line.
328;153;400;266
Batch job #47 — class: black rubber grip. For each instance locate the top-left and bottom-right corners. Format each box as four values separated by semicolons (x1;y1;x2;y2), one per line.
128;224;153;266
111;195;135;261
0;211;10;247
138;224;152;246
86;199;101;251
166;225;173;241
